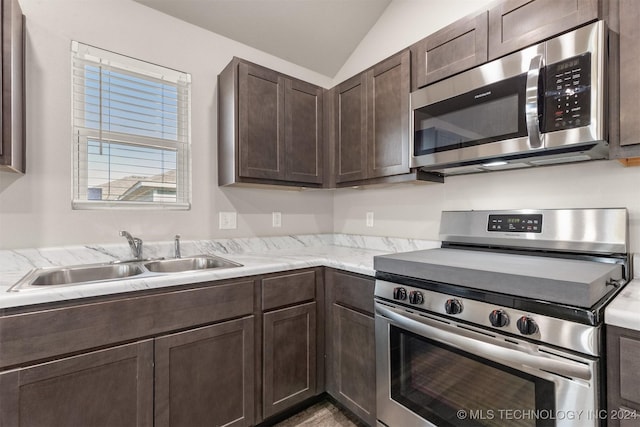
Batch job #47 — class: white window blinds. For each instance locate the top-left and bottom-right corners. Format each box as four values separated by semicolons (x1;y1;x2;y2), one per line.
72;41;191;209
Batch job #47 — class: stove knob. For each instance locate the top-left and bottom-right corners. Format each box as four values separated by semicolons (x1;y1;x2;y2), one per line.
393;287;407;301
409;291;424;305
516;316;538;335
445;299;463;315
489;309;509;327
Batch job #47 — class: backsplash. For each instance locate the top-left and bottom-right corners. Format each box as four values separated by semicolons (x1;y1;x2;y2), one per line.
0;234;438;278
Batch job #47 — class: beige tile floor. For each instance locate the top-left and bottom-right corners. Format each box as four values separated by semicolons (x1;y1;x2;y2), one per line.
273;399;368;427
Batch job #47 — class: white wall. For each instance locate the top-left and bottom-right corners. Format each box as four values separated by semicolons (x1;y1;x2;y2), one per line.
332;0;640;252
333;0;494;83
1;0;639;253
0;0;334;249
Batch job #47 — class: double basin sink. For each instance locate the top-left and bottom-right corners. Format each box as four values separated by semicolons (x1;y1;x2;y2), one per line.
9;255;242;292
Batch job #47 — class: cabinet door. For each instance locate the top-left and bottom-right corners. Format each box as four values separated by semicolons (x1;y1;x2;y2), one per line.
411;11;488;89
367;50;410;179
263;302;317;418
155;316;255;427
0;340;153;427
330;304;376;426
488;0;600;60
614;0;640;157
0;0;25;173
238;62;285;180
285;79;324;184
325;269;376;426
334;73;367;183
607;325;640;427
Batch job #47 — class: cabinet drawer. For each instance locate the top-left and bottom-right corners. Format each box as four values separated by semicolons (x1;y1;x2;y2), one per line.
0;279;254;368
262;270;316;311
329;270;374;315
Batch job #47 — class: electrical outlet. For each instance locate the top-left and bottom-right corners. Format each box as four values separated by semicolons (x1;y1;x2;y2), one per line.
219;211;237;229
272;212;282;228
366;212;374;227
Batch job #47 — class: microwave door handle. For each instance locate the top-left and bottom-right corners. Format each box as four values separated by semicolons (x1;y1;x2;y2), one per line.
525;54;544;149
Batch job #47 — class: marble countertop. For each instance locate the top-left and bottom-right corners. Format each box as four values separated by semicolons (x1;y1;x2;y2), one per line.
605;278;640;331
2;234;638;330
0;234;438;310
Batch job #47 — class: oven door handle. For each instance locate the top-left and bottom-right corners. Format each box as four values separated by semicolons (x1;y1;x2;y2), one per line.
376;303;592;381
525;54;544;149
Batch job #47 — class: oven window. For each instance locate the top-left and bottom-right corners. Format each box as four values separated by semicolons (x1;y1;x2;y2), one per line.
390;326;555;427
413;73;527;156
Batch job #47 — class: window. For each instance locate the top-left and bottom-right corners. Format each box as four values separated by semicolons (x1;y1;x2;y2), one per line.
71;41;191;209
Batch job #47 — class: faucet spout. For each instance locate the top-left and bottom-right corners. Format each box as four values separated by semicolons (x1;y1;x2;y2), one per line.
120;230;143;260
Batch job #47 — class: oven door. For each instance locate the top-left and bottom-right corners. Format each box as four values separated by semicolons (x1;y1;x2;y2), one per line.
375;301;600;427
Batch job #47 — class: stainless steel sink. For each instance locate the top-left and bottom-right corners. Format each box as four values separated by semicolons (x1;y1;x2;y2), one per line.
10;262;145;291
143;255;242;273
8;255;242;292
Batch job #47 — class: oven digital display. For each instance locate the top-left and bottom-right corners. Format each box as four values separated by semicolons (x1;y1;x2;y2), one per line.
487;214;542;233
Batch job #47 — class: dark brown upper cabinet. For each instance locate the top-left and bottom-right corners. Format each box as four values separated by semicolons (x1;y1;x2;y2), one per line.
0;0;25;173
411;11;488;90
333;50;411;186
218;58;323;187
488;0;601;60
609;0;640;161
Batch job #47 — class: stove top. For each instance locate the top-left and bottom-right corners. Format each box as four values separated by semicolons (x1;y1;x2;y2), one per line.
374;208;630;329
374;246;624;308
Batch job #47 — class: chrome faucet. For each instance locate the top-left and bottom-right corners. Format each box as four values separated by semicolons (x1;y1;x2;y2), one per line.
119;231;143;260
174;234;181;258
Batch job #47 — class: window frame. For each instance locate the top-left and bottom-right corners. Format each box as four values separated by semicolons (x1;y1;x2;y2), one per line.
71;41;192;210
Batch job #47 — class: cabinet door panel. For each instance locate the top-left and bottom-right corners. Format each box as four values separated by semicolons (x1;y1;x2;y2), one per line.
619;0;640;149
620;336;640;404
0;340;153;427
607;326;640;427
155;317;255;427
368;50;410;179
238;62;285;180
332;305;376;426
285;79;323;184
263;302;317;418
488;0;599;60
412;11;488;89
335;74;367;183
0;0;25;172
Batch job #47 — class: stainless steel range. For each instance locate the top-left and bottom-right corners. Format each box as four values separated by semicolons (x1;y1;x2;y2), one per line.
373;208;630;427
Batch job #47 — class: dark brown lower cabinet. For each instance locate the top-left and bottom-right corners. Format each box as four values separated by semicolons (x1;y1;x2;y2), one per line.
607;325;640;427
0;340;154;427
262;302;317;419
325;269;376;426
155;316;255;427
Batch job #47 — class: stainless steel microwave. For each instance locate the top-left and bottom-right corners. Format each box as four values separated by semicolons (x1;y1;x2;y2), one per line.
411;21;607;176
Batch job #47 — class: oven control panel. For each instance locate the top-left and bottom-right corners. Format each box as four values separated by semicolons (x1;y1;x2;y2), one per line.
487;214;542;233
375;279;600;356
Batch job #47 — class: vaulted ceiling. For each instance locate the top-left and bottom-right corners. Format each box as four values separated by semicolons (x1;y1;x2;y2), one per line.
134;0;392;77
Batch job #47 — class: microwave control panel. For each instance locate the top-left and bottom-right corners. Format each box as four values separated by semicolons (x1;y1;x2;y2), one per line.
542;53;591;132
